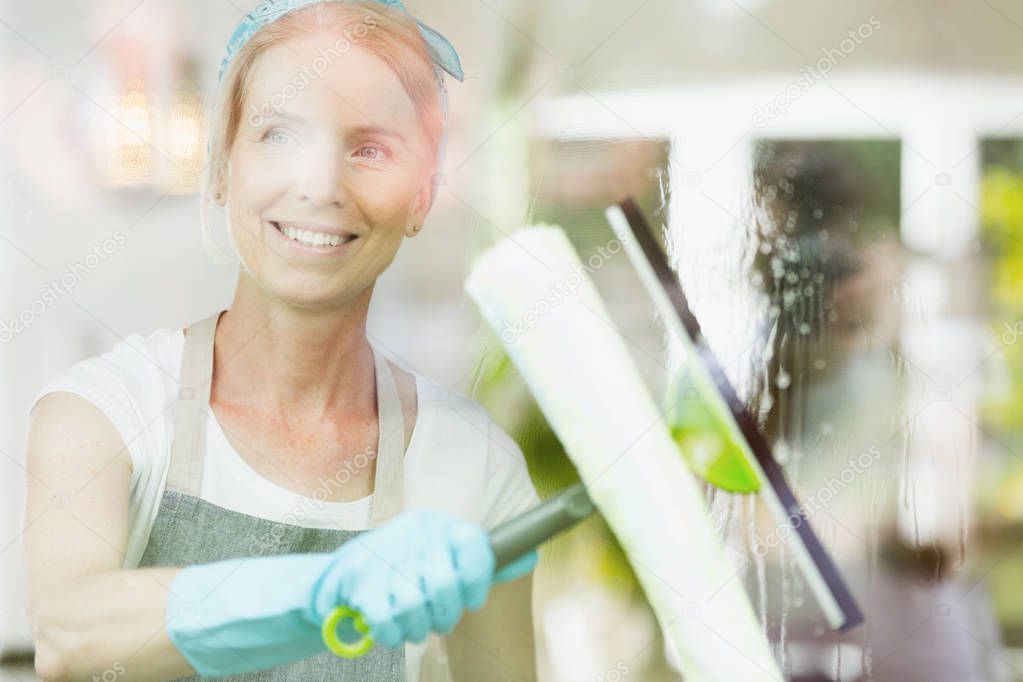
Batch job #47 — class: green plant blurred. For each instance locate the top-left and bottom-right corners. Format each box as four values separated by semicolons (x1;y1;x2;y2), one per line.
979;166;1023;441
975;146;1023;643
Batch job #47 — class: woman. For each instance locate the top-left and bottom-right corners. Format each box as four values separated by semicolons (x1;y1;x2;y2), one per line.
22;1;540;680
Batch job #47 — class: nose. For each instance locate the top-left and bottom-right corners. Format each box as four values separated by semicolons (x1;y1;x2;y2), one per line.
298;141;348;208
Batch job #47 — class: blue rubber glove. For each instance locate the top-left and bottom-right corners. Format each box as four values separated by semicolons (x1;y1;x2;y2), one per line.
165;511;537;677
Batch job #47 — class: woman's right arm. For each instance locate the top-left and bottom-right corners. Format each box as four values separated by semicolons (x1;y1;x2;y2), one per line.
23;392;195;682
24;392;531;681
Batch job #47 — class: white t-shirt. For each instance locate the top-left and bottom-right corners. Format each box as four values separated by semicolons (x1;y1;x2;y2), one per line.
30;325;540;681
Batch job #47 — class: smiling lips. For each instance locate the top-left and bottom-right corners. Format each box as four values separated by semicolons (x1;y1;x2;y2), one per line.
270;220;359;249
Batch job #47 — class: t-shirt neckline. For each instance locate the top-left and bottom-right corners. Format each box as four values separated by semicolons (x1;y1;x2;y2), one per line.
175;328;426;511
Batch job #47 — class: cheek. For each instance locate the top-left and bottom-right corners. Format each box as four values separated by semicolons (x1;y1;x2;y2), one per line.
224;157;286;260
352;170;422;228
231;155;289;214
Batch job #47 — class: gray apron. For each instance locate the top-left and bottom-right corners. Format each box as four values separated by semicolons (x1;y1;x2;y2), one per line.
138;309;407;680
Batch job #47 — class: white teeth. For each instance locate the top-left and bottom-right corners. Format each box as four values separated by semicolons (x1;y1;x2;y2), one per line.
276;223;354;248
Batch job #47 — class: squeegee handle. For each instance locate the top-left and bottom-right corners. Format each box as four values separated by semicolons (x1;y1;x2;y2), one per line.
490;482;596;568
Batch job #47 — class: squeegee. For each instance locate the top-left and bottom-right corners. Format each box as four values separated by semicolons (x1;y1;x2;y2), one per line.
605;196;863;632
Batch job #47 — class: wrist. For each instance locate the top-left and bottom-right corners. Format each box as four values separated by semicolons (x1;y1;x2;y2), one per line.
165;553;336;677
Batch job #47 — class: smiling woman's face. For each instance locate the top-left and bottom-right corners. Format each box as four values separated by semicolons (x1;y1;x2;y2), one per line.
224;32;434;307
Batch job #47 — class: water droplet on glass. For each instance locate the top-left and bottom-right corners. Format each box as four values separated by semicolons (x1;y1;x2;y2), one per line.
775;440;790;464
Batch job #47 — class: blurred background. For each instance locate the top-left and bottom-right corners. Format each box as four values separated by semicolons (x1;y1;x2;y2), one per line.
4;0;1023;680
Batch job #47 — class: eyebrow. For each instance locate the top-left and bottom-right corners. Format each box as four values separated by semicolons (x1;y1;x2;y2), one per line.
264;113;406;145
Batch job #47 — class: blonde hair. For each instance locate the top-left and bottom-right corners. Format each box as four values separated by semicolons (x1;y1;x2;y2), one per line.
201;1;447;262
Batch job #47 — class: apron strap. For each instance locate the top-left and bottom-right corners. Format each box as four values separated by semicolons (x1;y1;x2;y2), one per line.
167;309;407;524
167;309;223;496
368;343;407;528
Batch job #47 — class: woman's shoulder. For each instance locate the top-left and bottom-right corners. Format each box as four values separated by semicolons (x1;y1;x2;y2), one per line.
374;348;475;414
33;325;184;404
397;363;494;436
30;324;185;476
395;362;538;527
357;342;530;469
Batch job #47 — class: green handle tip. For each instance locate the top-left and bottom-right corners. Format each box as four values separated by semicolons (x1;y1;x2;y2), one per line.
322;605;374;658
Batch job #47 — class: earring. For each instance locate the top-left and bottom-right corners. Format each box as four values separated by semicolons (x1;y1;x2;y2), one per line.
410;224;420;235
215;192;222;200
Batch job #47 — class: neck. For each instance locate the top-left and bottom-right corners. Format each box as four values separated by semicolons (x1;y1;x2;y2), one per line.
213;271;377;421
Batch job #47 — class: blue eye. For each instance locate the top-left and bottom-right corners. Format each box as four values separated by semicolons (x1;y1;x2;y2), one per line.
263;128;292;145
356;145;388;161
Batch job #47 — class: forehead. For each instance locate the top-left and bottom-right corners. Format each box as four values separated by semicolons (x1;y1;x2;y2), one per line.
244;33;419;133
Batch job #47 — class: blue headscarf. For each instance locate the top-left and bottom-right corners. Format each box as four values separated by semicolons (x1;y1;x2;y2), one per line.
218;0;463;83
217;0;462;182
